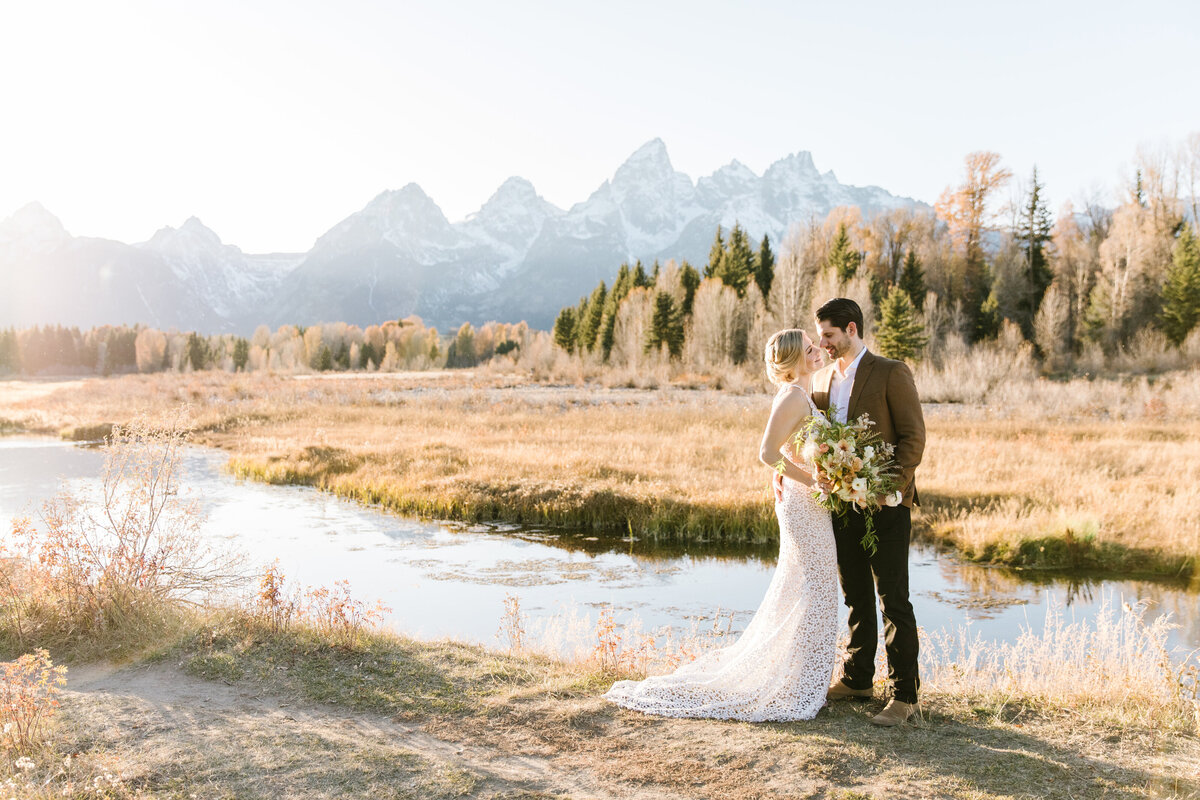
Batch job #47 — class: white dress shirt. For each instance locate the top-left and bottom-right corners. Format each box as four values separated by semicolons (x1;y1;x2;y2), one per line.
829;346;867;423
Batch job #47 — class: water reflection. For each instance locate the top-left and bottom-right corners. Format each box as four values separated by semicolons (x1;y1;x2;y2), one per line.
0;436;1195;654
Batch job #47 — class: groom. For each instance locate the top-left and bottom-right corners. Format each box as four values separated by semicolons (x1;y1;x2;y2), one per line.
804;297;925;726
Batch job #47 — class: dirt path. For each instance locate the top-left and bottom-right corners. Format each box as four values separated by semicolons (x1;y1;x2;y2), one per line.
59;656;1200;800
62;661;690;799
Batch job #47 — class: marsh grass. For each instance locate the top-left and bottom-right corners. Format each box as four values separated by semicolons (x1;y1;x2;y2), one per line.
7;377;1194;796
919;418;1200;578
924;599;1200;735
2;369;1199;578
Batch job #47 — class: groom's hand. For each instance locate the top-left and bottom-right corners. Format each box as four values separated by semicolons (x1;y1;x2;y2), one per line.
772;472;784;502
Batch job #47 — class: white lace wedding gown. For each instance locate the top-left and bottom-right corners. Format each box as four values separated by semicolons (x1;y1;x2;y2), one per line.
604;389;838;722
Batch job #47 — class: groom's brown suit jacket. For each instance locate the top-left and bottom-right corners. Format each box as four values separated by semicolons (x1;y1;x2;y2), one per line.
812;350;926;508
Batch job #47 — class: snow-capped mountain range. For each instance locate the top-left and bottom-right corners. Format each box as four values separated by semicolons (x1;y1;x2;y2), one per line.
1;139;921;333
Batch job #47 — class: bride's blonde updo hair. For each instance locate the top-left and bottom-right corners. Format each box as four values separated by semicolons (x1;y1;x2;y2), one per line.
764;329;809;387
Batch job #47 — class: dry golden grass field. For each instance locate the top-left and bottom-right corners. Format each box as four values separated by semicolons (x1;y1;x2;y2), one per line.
2;369;1197;578
2;372;1199;799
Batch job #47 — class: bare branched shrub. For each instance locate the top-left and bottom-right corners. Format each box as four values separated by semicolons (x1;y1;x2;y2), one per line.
686;279;739;369
0;650;66;756
496;593;526;652
1;413;243;650
253;560;301;634
242;563;388;649
304;580;390;649
769;222;823;327
915;322;1036;403
1034;281;1072;372
592;607;622;672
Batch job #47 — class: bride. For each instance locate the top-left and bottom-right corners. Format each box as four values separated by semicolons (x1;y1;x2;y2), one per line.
604;329;838;722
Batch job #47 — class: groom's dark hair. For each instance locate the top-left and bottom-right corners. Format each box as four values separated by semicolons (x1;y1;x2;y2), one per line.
815;297;865;337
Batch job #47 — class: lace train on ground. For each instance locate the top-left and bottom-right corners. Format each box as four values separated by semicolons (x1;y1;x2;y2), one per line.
605;395;838;722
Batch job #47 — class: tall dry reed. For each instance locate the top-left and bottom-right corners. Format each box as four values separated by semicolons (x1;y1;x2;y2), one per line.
0;412;243;658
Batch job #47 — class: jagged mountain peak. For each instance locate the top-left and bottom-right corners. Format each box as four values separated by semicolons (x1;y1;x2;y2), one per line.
479;176;552;211
622;137;670;165
0;202;69;247
474;176;561;220
766;151;819;177
715;159;758;180
2;140;925;335
361;184;451;235
466;176;561;257
143;216;227;253
698;160;761;201
368;182;438;210
614;138;674;179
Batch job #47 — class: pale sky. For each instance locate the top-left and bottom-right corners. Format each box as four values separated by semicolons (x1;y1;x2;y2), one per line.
1;0;1197;253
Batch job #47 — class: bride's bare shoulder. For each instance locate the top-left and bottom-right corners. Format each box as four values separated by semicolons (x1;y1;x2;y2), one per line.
772;384;811;409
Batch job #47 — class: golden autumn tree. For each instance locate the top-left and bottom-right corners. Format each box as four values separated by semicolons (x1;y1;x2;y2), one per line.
935;151;1013;339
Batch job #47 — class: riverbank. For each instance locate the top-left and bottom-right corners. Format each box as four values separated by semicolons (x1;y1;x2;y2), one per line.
7;614;1197;800
1;412;1196;799
1;370;1198;579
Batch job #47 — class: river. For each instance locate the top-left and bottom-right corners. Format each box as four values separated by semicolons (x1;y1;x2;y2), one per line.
1;436;1195;655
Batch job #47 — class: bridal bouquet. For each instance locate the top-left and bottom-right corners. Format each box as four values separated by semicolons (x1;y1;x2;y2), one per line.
778;405;902;554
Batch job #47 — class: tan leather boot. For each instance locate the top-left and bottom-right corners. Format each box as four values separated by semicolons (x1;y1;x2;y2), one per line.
870;698;917;726
827;679;874;701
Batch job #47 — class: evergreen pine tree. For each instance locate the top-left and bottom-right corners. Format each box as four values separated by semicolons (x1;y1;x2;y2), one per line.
868;274;889;308
718;222;755;297
679;261;701;316
109;328;137;372
632;260;650;288
359;342;377;369
316;345;333;371
578;281;607;352
645;291;684;358
1161;224;1200;346
754;234;775;299
651;260;661;285
186;332;208;371
573;295;590;352
875;286;929;362
613;263;632;297
704;225;725;279
827;223;861;283
0;329;17;373
599;306;617;362
232;337;250;371
553;307;577;354
976;290;1002;340
53;326;76;367
1015;166;1054;330
598;262;639;361
453;323;477;367
898;250;926;311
